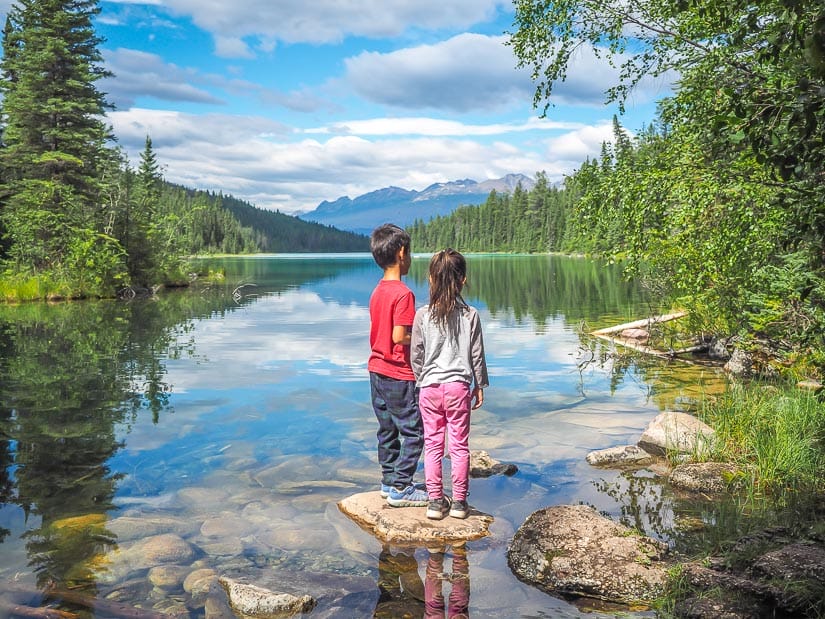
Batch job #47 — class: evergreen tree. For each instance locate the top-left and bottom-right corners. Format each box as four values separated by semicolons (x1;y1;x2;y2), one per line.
0;0;120;288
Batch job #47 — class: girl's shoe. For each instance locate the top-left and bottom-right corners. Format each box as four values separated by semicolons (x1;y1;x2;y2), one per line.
426;497;452;520
449;499;468;519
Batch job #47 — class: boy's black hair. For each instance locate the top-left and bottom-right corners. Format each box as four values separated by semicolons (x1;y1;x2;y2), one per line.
370;223;411;269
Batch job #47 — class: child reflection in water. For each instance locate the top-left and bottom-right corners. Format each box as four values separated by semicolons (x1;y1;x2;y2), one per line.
425;543;470;618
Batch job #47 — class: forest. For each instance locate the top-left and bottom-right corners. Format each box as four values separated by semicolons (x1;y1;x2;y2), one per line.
0;0;366;301
412;0;825;379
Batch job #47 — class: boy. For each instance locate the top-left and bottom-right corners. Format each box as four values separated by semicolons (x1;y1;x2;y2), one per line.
368;223;427;507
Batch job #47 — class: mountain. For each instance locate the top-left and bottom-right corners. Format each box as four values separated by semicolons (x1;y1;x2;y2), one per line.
299;174;535;235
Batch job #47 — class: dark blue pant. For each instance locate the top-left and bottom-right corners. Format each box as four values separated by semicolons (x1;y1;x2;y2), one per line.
370;372;423;489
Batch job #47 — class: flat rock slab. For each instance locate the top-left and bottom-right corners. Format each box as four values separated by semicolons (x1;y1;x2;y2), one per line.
585;444;656;468
338;492;493;544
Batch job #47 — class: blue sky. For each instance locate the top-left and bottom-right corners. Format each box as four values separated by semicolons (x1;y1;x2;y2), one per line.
0;1;672;215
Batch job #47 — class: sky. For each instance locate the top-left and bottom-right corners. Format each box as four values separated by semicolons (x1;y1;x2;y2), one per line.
0;1;673;215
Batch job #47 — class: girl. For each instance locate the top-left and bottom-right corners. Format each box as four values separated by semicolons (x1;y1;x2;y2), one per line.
411;249;489;520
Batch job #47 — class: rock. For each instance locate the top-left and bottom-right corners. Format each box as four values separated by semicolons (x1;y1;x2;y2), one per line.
219;577;316;617
585;444;655;468
637;411;716;457
469;450;518;477
680;538;825;616
148;565;189;590
127;533;198;566
669;462;742;493
675;595;764;618
184;568;219;608
749;542;825;592
506;504;668;605
707;336;732;360
107;515;196;542
724;348;753;378
337;492;493;544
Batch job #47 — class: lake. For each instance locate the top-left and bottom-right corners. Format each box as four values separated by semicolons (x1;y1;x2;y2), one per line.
0;254;725;617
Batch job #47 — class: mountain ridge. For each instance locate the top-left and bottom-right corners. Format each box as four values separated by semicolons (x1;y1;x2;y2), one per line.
301;173;535;235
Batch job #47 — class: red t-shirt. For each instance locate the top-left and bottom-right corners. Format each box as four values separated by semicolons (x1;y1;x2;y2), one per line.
368;279;416;381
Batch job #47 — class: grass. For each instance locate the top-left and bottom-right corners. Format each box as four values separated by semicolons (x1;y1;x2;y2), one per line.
0;273;74;302
697;382;825;496
655;381;825;618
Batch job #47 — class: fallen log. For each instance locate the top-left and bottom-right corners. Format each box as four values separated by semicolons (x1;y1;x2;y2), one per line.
0;601;77;619
590;311;687;336
44;587;182;619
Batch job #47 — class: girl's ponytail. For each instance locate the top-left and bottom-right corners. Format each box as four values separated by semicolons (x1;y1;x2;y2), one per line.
428;248;467;332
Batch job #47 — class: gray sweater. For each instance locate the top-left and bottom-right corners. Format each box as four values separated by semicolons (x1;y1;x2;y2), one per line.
410;302;489;389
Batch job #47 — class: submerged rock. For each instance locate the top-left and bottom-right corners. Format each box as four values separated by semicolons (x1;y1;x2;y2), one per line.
219;577;316;617
338;492;493;544
507;504;668;605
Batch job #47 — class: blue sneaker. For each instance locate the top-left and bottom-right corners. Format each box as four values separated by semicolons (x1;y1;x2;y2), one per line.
380;481;424;498
387;484;429;507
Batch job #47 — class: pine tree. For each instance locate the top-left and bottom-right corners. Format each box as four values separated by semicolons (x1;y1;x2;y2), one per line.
0;0;118;285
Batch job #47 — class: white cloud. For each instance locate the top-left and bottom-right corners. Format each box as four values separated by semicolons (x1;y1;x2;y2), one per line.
108;107;619;214
346;34;534;113
545;122;620;161
159;0;511;44
345;34;670;113
102;48;224;108
304;116;582;137
214;36;254;60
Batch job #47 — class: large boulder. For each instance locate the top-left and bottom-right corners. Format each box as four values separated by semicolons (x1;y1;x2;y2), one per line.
507;504;669;605
638;411;716;457
337;492;492;544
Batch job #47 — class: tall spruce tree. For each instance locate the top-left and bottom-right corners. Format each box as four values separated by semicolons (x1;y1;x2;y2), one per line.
0;0;119;285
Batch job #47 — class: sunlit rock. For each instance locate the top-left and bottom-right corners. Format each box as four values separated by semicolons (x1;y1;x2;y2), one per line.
468;450;518;477
219;577;316;617
669;462;742;493
338;491;493;544
507;504;668;605
585;444;656;468
637;411;715;457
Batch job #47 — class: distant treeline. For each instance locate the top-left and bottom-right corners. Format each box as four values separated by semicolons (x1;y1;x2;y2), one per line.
157;182;368;256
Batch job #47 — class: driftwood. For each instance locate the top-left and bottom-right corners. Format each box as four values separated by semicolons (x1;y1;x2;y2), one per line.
590;311;688;336
589;312;721;365
44;587;182;619
0;602;78;619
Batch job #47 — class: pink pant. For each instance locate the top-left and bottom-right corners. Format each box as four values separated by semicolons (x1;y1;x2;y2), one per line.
419;381;471;502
